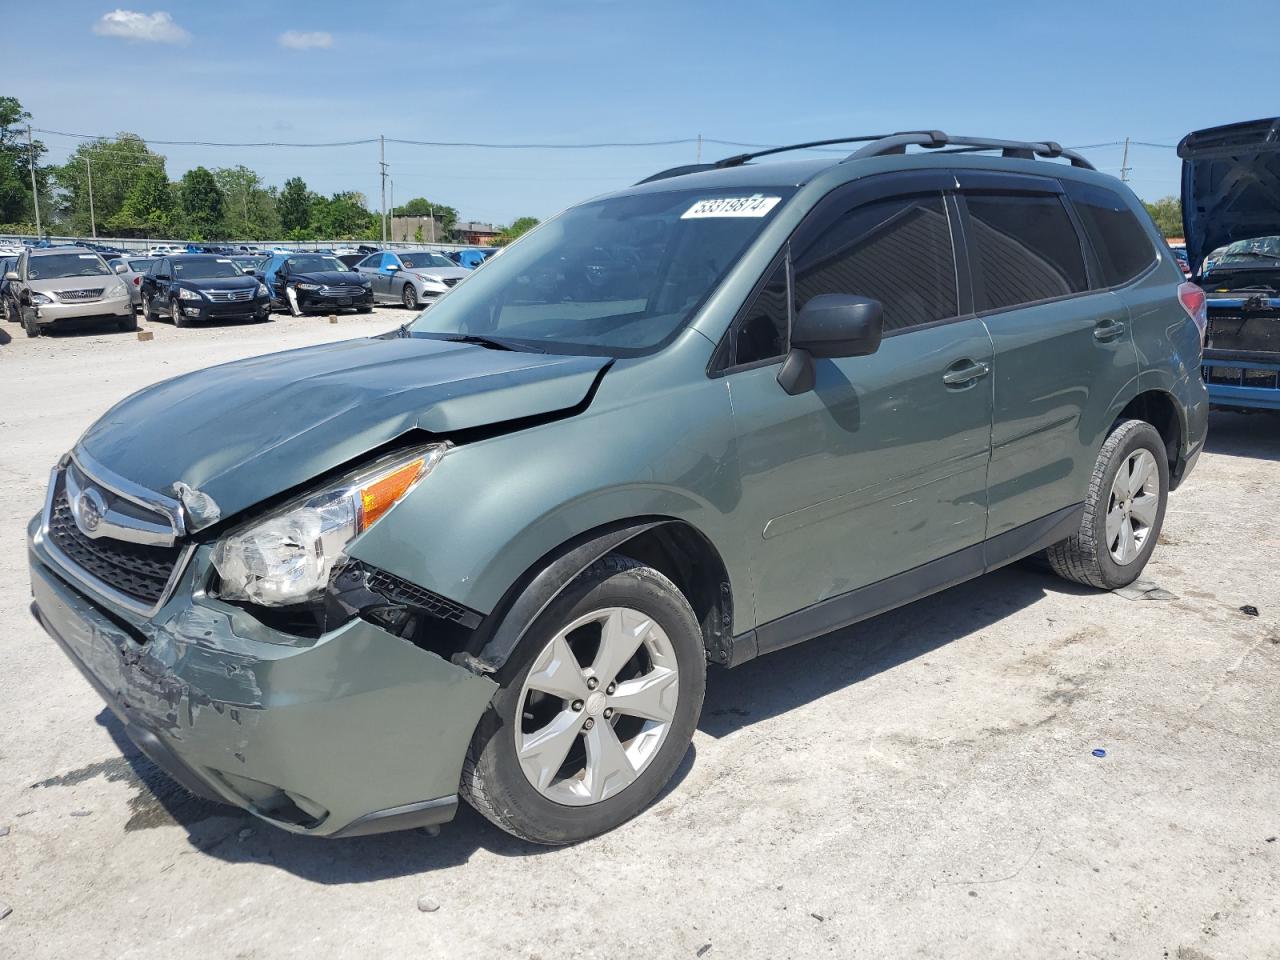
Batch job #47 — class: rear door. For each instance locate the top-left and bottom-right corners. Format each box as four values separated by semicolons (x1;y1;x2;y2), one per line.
957;171;1139;541
722;173;994;643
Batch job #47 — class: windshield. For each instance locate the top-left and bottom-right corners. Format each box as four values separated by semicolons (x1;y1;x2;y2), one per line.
1217;236;1280;263
287;255;348;273
27;253;111;280
407;187;796;355
400;252;455;269
173;258;243;279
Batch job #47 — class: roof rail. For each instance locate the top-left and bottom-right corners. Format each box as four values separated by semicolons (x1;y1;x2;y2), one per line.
844;131;1094;169
635;130;1094;185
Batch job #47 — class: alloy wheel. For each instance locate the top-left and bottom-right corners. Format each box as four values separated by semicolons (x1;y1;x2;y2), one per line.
403;284;418;309
515;606;680;806
1106;448;1160;565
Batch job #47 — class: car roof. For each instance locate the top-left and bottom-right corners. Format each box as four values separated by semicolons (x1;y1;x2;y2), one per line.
29;246;103;257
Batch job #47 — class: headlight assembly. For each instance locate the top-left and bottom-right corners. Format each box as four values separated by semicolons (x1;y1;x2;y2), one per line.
212;444;447;607
30;292;53;305
177;287;202;301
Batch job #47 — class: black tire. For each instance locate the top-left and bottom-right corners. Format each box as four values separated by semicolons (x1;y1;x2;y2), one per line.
461;555;706;845
1045;418;1170;589
3;297;17;323
117;310;138;332
170;298;190;328
356;306;373;314
22;308;40;337
402;283;419;310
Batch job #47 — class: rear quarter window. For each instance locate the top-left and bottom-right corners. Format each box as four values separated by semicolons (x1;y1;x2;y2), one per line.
1063;180;1157;287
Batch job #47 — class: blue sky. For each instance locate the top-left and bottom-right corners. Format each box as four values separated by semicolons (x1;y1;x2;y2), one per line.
7;1;1278;225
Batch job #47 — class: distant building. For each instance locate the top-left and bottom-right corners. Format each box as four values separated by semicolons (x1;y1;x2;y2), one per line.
389;215;445;243
454;222;501;245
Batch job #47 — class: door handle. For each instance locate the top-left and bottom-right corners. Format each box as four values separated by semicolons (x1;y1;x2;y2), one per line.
942;359;990;387
1094;318;1127;342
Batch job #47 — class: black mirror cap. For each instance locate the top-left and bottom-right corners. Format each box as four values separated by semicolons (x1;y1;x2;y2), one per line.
791;294;883;358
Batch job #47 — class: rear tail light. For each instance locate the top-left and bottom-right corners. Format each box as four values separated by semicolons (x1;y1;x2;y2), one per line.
133;276;141;285
1177;282;1207;345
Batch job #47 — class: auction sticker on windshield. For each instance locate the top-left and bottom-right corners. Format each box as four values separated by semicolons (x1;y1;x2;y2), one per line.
681;194;782;219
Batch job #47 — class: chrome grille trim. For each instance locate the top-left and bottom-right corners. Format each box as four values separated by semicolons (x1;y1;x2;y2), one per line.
36;450;194;617
57;288;105;302
317;284;364;296
203;288;254;302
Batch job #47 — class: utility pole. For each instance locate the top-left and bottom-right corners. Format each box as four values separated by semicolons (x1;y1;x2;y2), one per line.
27;124;41;238
1120;136;1131;182
85;156;97;239
428;204;434;243
389;179;395;242
379;135;388;245
696;133;702;164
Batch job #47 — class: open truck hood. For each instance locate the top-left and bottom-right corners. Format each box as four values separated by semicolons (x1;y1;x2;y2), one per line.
77;335;608;528
1180;117;1280;272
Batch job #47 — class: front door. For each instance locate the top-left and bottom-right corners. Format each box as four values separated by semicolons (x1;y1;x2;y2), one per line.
723;177;994;641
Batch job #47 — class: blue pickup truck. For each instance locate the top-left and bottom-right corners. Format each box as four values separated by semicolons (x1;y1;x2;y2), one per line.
1180;118;1280;410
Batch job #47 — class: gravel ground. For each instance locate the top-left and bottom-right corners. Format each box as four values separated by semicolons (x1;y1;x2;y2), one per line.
0;309;1277;959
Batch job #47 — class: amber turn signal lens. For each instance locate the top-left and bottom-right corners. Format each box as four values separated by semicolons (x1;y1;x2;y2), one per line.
358;457;426;530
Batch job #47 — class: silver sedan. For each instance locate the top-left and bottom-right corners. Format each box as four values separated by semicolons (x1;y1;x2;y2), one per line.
108;256;157;308
356;250;471;309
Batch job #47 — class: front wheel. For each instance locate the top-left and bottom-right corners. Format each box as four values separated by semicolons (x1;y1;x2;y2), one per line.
1045;418;1170;589
116;311;138;332
170;298;190;328
402;283;419;310
22;307;41;338
462;556;705;845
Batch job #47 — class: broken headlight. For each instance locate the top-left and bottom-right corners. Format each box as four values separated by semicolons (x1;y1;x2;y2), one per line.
212;444;446;607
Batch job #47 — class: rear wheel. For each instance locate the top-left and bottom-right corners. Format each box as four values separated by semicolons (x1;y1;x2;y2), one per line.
462;555;705;845
1045;419;1169;589
402;283;419;310
3;297;17;322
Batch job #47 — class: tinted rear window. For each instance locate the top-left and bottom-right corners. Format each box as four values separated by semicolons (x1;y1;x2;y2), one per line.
965;193;1088;310
1063;180;1157;287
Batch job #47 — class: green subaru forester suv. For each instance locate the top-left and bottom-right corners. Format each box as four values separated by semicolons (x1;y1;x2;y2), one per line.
28;131;1208;844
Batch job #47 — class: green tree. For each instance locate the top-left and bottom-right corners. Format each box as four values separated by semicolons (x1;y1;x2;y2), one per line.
53;133;164;235
213;165;280;240
392;197;458;235
178;166;225;238
1143;197;1183;238
413;224;424;243
496;216;540;245
0;96;48;229
309;191;376;239
278;176;312;234
109;164;175;236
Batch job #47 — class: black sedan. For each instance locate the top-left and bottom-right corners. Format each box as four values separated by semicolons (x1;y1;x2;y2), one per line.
139;254;271;328
260;253;374;316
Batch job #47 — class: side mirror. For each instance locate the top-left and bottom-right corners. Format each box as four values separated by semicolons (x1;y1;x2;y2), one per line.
113;262;128;274
242;268;256;276
385;263;399;273
3;271;18;282
777;294;883;396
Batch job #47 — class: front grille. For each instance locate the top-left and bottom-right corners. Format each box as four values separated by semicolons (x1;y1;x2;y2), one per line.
318;284;364;297
46;475;183;607
203;288;254;302
57;288;104;302
1206;310;1280;356
441;277;460;288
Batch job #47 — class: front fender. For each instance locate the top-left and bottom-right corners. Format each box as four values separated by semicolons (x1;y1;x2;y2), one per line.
346;333;751;633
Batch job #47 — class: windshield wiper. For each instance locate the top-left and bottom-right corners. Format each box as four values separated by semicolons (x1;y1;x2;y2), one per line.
437;333;545;353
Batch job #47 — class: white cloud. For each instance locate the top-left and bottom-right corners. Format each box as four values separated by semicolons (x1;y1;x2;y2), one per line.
92;9;190;44
278;30;333;50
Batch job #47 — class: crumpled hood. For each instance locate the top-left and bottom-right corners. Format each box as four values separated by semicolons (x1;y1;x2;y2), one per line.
1179;117;1280;271
78;336;608;527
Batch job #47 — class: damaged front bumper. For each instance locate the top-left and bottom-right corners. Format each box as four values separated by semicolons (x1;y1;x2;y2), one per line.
27;517;496;838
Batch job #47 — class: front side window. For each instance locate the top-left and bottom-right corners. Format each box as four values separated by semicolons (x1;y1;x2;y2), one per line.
1062;180;1156;287
966;192;1088;310
793;192;959;334
408;186;796;355
357;254;380;269
732;258;789;366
